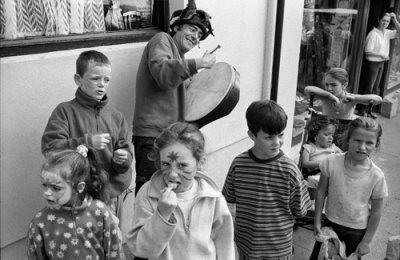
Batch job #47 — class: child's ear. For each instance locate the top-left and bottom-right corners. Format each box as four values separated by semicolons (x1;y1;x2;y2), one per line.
76;182;86;194
198;156;207;171
73;74;82;87
248;130;256;141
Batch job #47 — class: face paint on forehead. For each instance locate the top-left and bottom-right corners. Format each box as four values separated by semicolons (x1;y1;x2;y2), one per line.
167;151;180;162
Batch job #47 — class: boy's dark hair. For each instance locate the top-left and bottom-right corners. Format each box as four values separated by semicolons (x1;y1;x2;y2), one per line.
76;50;111;77
246;100;288;136
42;146;110;204
307;115;337;143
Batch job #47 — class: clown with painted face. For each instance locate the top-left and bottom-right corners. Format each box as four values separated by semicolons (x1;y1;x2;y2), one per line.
127;122;235;260
132;0;216;197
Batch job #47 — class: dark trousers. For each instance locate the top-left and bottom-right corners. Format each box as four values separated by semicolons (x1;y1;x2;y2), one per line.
132;136;157;195
358;59;385;113
309;218;366;259
132;136;157;260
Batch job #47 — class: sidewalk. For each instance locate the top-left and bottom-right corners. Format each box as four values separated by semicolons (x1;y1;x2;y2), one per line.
292;115;400;260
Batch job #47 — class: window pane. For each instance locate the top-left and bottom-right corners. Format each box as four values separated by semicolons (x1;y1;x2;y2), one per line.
0;0;169;57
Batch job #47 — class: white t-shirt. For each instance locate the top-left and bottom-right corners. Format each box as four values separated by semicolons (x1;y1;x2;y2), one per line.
321;153;388;229
365;27;398;62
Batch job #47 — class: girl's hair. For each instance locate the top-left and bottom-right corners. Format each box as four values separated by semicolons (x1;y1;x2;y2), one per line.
342;117;382;150
42;146;110;203
76;50;110;77
306;115;337;144
148;122;205;169
323;68;349;86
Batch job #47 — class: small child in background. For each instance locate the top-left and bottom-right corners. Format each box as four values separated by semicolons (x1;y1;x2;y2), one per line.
305;68;382;120
126;122;234;260
222;100;311;259
27;145;125;260
310;117;388;259
41;50;133;220
301;115;342;196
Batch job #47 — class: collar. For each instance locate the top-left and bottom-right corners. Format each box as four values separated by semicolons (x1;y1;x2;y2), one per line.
75;87;108;109
248;149;284;163
58;195;93;212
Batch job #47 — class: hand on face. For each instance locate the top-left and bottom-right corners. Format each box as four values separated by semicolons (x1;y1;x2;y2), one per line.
91;133;111;150
157;185;178;220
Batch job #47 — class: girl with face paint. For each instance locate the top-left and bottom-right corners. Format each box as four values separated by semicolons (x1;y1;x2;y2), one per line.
126;122;235;260
26;145;125;259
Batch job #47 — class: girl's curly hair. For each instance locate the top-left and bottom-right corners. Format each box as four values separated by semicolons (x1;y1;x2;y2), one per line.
306;115;337;144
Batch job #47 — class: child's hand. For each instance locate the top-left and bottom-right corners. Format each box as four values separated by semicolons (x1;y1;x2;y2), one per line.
343;95;354;103
356;240;371;257
313;223;323;240
113;149;128;164
91;133;111;150
157;186;178;221
329;94;340;104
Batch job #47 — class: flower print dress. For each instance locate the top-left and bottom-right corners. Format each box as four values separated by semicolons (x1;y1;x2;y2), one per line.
26;195;125;260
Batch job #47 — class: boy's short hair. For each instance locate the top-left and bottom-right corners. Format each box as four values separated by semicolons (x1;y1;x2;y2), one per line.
246;100;288;136
76;50;111;77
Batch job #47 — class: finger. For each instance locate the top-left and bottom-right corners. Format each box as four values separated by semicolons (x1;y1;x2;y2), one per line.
102;133;111;140
161;187;172;194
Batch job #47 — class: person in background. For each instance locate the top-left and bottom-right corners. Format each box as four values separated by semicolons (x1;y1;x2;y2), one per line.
41;50;133;222
27;145;125;260
222;100;311;260
358;12;400;117
310;117;388;259
305;68;382;120
126;122;234;260
132;0;216;195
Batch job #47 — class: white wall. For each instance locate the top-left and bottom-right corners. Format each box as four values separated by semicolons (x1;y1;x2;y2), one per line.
277;0;305;153
0;42;145;253
0;0;304;258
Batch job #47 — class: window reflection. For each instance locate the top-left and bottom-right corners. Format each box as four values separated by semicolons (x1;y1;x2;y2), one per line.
388;38;400;90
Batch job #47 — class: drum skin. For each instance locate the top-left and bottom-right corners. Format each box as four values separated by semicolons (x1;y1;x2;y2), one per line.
185;62;240;128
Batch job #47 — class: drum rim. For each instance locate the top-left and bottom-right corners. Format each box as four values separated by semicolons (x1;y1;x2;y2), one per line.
185;62;239;121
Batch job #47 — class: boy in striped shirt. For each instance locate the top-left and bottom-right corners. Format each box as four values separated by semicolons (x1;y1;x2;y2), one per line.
222;100;311;260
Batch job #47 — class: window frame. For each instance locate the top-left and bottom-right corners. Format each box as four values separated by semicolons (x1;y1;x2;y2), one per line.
0;0;170;57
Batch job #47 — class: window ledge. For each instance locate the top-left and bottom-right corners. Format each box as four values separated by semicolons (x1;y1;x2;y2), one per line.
0;28;160;57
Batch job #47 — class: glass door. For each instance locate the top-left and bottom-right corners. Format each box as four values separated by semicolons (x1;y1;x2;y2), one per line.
292;0;362;148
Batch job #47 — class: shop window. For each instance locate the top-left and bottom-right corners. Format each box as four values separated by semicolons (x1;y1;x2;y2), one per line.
386;37;400;93
0;0;169;57
292;0;362;151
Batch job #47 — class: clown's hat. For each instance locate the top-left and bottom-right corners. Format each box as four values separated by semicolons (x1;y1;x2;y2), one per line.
170;0;214;40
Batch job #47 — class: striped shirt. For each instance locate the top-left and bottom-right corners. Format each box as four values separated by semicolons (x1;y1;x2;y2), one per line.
222;150;311;259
